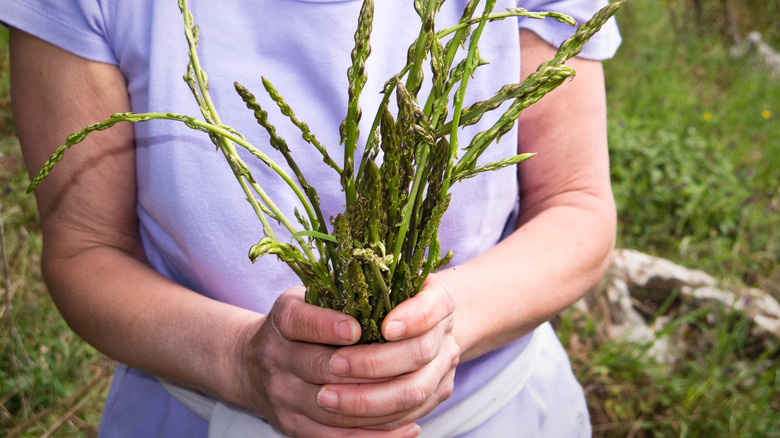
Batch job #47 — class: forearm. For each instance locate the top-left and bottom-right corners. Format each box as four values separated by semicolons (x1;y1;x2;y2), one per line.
442;29;616;362
11;28;259;407
439;192;615;362
41;235;261;405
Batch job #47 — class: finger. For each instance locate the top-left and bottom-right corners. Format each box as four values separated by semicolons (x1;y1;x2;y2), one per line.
263;378;421;436
382;275;456;341
271;339;392;385
270;339;345;384
327;333;441;379
317;339;459;418
271;287;360;345
274;409;421;438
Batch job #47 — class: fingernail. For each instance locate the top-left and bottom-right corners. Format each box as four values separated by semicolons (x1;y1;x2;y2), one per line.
317;388;338;410
384;320;405;341
337;320;357;342
405;424;422;438
329;354;349;375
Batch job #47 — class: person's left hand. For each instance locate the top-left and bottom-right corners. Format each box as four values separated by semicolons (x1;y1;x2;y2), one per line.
317;274;460;430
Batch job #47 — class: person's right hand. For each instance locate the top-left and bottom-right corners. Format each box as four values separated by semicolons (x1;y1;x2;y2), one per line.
231;287;423;438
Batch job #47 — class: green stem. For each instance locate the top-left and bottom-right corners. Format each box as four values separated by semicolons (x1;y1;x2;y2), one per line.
179;0;325;263
435;9;575;39
388;143;430;280
440;0;497;200
260;77;342;175
405;0;440;96
343;0;375;207
368;263;392;311
422;0;480;121
357;67;409;184
234;82;327;259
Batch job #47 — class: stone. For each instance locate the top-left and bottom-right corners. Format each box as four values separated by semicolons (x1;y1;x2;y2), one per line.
587;248;780;364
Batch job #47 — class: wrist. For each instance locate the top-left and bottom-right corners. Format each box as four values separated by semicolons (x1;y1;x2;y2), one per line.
216;313;266;410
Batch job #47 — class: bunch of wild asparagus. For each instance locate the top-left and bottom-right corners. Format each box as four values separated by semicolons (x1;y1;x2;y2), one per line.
29;0;626;343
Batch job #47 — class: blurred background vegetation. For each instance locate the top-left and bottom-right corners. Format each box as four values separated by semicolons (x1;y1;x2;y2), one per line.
1;0;778;436
569;0;779;436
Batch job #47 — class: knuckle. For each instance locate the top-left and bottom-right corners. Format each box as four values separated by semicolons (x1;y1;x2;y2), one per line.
265;377;289;406
437;380;454;404
448;340;461;366
312;355;331;380
402;382;428;409
416;335;439;365
352;390;374;417
272;294;297;336
275;422;295;437
439;365;457;405
357;352;382;378
451;351;460;369
421;306;435;328
273;411;300;437
445;311;455;331
332;413;368;430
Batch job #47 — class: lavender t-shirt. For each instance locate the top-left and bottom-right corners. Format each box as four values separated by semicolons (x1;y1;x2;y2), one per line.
2;0;620;436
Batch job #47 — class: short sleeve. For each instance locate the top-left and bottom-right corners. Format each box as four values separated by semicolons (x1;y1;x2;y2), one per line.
518;0;621;60
0;0;117;64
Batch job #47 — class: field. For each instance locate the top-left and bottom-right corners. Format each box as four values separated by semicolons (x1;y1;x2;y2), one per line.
1;1;779;436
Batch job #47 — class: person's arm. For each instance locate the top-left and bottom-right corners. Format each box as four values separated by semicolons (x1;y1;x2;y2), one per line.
9;26;261;408
441;28;616;360
10;29;430;437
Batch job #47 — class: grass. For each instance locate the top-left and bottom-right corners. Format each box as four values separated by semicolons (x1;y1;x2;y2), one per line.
567;0;780;435
606;0;780;297
1;1;779;436
558;290;779;437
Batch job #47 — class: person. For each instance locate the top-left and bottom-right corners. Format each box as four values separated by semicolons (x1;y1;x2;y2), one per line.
3;0;620;436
